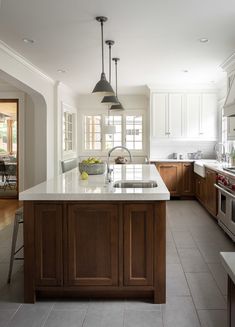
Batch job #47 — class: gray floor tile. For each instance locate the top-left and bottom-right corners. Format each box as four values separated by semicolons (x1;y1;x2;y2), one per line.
124;309;163;327
208;263;228;296
7;304;52;327
166;263;190;297
162;296;201;327
125;300;161;311
53;300;88;311
44;309;86;327
186;272;226;310
178;248;209;272
166;242;180;264
197;309;227;327
0;310;17;327
87;300;124;313
83;310;124;327
172;231;196;249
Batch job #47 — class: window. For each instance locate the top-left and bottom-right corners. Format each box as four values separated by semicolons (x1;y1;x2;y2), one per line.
62;103;77;156
83;112;144;153
104;115;122;150
63;112;73;152
126;115;143;150
84;115;101;150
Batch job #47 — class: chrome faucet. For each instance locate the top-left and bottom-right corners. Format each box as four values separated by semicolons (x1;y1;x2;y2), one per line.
106;146;132;183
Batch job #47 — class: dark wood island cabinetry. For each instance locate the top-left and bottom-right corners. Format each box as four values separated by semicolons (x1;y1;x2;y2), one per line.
24;200;166;304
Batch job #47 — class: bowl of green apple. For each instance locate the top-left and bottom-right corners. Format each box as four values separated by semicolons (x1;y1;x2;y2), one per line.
79;157;106;175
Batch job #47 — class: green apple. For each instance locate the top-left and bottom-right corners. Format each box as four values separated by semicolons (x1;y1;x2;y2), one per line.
81;171;89;180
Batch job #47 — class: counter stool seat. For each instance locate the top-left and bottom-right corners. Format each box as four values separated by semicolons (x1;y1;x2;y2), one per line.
7;207;24;283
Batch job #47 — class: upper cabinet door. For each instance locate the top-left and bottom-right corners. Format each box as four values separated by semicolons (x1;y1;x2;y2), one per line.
201;93;217;140
168;94;184;138
186;93;201;138
151;93;169;138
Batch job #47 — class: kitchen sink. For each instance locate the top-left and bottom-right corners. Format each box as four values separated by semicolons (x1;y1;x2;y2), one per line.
113;180;158;188
194;160;219;178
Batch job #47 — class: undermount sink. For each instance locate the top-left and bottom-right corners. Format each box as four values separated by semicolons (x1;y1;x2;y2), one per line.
113;180;158;188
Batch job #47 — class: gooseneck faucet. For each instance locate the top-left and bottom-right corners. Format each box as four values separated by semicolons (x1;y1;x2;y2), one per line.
106;146;132;183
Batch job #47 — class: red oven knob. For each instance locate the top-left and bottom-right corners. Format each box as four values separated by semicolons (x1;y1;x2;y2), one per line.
232;184;235;191
223;180;228;186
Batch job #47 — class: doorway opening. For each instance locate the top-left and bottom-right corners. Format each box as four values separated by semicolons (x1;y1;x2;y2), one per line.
0;99;18;198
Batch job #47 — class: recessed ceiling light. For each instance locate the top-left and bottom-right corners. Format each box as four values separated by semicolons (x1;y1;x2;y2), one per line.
199;38;209;43
23;38;35;44
57;69;66;74
182;70;189;73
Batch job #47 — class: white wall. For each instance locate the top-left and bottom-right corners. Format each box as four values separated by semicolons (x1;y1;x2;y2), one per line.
150;140;217;159
0;42;78;189
56;82;78;174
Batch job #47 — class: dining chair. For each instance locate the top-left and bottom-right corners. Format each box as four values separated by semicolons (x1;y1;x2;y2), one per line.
0;160;6;186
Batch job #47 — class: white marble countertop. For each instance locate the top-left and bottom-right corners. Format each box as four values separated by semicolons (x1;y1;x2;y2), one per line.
196;161;235;179
220;252;235;284
150;158;195;162
19;164;170;201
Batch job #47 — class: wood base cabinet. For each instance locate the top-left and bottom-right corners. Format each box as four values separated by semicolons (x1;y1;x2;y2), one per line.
24;201;166;304
155;162;194;197
194;169;218;218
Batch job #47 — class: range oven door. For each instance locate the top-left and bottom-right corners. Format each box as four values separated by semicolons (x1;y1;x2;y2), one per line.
215;184;235;241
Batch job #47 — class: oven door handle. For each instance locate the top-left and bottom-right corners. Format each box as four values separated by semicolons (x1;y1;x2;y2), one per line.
214;184;235;199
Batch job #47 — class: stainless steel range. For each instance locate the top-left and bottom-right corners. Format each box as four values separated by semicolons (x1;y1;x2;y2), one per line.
215;172;235;241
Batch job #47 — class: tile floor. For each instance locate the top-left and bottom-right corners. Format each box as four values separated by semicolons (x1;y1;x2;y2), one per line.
0;200;234;326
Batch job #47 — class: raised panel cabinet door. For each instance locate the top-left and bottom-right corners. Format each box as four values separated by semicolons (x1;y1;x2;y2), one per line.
205;169;217;217
186;93;201;138
228;117;235;140
157;163;181;196
151;93;169;138
182;163;194;195
35;204;63;286
201;93;217;140
124;204;154;286
168;93;184;138
67;203;119;286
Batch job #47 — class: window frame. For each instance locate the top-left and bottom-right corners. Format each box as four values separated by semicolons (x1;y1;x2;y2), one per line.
81;110;146;156
62;102;77;159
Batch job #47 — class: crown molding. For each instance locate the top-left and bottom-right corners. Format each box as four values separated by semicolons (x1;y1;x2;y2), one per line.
0;39;55;84
220;52;235;72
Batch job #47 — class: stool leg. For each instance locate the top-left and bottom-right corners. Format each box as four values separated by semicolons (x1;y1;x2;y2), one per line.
7;217;19;283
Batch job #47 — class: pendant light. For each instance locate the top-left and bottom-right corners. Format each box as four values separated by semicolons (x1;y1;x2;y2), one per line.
92;17;115;96
110;58;124;110
101;40;119;105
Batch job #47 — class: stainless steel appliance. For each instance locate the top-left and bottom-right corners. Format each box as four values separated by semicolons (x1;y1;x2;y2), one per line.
215;173;235;241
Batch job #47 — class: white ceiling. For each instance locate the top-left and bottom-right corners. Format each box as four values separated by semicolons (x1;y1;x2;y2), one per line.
0;0;234;94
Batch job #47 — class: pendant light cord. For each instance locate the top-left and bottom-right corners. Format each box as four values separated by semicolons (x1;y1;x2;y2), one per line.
101;20;104;73
115;60;118;97
109;44;111;83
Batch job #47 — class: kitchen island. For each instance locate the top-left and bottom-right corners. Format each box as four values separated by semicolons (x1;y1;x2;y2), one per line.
19;164;170;303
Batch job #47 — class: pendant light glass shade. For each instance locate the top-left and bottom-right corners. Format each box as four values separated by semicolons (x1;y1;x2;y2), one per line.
110;58;124;110
101;40;119;105
92;17;115;95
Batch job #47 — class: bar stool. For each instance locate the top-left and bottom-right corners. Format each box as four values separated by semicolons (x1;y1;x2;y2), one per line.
7;207;24;283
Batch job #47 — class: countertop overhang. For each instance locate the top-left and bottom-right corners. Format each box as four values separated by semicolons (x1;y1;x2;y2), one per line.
19;164;170;201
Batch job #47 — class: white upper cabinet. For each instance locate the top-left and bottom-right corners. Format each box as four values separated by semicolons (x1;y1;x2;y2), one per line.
151;91;217;140
151;93;168;138
186;94;201;138
201;93;217;140
168;94;184;138
227;117;235;140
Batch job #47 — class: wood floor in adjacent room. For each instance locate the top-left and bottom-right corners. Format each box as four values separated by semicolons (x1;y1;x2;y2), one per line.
0;200;234;327
0;199;22;231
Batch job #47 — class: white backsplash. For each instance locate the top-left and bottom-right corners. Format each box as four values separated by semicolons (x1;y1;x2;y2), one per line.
150;140;217;160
